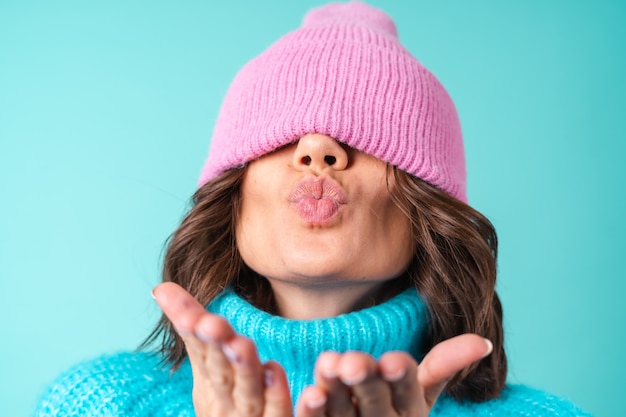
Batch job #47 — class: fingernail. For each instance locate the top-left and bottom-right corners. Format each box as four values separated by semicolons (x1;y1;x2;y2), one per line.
264;369;275;388
173;325;191;338
318;351;339;378
320;361;338;379
151;288;156;300
321;367;337;379
482;338;494;358
382;367;406;382
195;330;213;344
306;394;326;409
222;343;242;364
341;369;367;386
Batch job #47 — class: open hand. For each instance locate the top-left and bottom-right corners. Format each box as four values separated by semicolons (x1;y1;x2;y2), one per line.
153;282;292;417
296;334;492;417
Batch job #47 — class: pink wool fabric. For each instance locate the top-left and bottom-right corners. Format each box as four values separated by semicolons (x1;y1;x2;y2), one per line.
199;1;467;202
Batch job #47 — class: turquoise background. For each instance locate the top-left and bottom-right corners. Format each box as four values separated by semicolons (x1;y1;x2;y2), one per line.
1;1;624;416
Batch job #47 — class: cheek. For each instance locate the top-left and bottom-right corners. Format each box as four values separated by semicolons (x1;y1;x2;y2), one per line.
377;186;414;257
354;186;414;274
236;182;287;275
382;207;414;268
391;215;414;265
237;191;265;245
236;184;263;263
236;211;270;277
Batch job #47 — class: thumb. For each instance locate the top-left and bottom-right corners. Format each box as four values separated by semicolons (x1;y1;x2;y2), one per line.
418;334;492;407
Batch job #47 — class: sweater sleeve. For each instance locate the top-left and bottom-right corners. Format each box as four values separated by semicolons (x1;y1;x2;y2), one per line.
432;384;593;417
33;352;195;417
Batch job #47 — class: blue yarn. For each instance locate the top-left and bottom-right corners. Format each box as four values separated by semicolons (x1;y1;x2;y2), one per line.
207;286;426;408
34;288;592;416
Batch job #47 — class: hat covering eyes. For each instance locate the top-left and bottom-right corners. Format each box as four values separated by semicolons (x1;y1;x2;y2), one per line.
199;1;466;202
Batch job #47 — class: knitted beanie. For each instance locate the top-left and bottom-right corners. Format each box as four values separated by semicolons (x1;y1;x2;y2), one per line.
199;1;466;202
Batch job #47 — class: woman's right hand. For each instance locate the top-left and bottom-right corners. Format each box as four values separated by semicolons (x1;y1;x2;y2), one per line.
152;282;293;417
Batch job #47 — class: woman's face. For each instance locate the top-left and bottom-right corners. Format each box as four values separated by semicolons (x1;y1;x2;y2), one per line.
236;133;414;289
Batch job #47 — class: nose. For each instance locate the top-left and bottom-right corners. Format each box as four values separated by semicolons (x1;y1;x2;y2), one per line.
292;134;349;172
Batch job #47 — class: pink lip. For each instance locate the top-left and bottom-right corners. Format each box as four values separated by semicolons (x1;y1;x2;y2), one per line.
288;177;347;225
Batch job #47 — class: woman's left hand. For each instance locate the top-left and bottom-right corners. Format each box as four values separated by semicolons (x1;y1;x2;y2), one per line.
296;334;492;417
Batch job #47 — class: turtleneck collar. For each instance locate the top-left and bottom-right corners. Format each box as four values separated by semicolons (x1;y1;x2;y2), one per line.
207;286;429;406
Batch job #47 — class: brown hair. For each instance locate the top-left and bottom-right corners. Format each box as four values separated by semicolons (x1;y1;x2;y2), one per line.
389;166;506;400
142;166;506;402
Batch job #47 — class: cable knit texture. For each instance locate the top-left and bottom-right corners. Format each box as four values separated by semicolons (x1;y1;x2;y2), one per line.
34;288;591;416
199;1;467;202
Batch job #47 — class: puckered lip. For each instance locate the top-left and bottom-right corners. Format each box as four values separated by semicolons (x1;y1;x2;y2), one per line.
287;176;347;224
288;176;347;203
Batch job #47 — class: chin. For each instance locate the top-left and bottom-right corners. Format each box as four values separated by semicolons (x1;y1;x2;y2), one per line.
271;264;353;285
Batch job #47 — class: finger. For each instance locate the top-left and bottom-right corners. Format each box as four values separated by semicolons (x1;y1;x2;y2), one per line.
152;282;214;374
296;385;327;417
196;320;266;413
194;310;237;345
154;283;240;411
226;335;266;416
419;334;492;407
200;336;235;400
263;361;292;417
378;351;422;414
337;352;390;417
191;377;217;414
314;351;354;417
154;282;235;373
152;282;208;334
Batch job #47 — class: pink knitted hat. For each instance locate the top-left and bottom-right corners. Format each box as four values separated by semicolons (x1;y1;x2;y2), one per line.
199;1;466;202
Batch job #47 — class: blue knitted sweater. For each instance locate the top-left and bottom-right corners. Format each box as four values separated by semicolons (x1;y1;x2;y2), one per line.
34;288;591;416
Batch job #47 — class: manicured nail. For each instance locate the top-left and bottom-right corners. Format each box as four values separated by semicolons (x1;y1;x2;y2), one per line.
320;361;338;379
264;369;275;387
150;288;157;300
382;367;406;382
195;330;213;344
222;343;242;364
318;351;339;378
306;394;326;409
321;367;337;379
482;338;493;358
173;326;191;337
341;369;367;386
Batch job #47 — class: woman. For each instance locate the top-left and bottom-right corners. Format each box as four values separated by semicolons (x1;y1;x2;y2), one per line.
35;2;591;416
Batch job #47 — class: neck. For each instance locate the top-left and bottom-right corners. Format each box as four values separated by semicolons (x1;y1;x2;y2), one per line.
268;280;399;319
207;286;427;409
